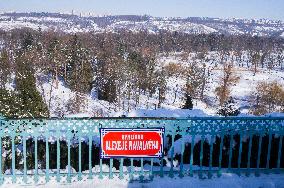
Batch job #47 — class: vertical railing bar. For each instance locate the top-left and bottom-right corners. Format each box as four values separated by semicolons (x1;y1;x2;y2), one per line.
276;135;283;173
218;134;224;177
160;148;164;177
12;136;16;183
34;137;38;183
256;134;262;176
45;135;50;182
67;136;71;183
56;137;60;182
150;158;154;180
169;132;174;178
208;134;214;178
109;159;113;179
88;135;92;179
119;158;124;179
237;133;243;176
99;159;103;179
0;137;3;184
159;128;166;178
199;134;204;178
0;116;3;185
78;136;82;181
139;158;144;181
130;158;134;180
246;132;253;176
23;135;27;183
189;135;195;177
228;133;233;171
266;133;272;171
179;135;185;178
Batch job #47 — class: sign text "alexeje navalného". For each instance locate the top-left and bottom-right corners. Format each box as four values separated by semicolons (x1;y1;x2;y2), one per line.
100;128;164;158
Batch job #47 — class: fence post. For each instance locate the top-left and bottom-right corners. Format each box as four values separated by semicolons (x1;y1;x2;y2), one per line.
189;135;195;177
88;135;93;179
0;115;4;185
119;158;124;180
179;130;185;178
218;133;224;177
34;135;39;183
276;135;283;174
238;133;243;176
208;134;214;179
56;135;61;182
169;132;175;178
246;132;253;176
45;133;50;183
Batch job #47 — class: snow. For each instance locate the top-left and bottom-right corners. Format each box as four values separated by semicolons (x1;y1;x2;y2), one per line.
0;20;48;31
168;134;208;158
17;16;65;22
264;112;284;117
65;113;93;118
1;13;283;37
113;109;209;118
37;75;114;117
4;174;284;188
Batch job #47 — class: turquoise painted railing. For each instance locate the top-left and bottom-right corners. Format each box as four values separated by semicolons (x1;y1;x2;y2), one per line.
0;115;283;184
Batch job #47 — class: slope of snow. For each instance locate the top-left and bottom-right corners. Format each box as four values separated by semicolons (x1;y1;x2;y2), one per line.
33;50;284;118
0;13;283;37
37;75;114;117
112;109;209;117
0;20;48;31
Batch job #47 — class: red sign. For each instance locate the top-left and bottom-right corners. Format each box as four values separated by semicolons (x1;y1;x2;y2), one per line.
100;128;164;158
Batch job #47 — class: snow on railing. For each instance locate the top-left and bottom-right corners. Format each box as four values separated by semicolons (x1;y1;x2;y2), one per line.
0;116;283;185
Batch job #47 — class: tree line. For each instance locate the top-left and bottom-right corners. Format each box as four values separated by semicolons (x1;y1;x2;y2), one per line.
0;28;283;117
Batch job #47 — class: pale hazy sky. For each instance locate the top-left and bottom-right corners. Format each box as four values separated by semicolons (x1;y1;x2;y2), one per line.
0;0;283;20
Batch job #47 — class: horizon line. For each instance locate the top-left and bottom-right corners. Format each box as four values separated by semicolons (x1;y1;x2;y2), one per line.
0;11;283;22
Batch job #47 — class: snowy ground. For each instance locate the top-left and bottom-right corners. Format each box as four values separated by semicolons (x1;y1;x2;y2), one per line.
32;51;284;118
4;174;284;188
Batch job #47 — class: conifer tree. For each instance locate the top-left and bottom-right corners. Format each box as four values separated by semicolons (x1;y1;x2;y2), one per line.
182;94;193;110
15;52;49;117
65;34;93;93
0;89;24;117
217;97;240;117
0;49;11;89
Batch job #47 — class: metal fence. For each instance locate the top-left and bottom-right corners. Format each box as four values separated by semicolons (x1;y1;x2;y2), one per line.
0;115;283;184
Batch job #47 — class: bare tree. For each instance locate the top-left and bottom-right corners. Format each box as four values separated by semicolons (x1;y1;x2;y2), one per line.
215;61;239;105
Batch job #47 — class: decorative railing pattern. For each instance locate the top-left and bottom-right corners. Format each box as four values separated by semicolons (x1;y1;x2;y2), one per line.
0;116;283;185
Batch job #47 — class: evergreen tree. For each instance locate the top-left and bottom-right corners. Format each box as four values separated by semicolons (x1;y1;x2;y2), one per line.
0;49;11;89
217;97;240;117
94;57;117;103
21;30;34;50
65;34;93;93
157;69;167;108
0;89;24;117
182;94;193;110
15;53;49;117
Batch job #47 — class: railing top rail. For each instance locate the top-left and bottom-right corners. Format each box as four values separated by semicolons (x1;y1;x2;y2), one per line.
1;116;284;121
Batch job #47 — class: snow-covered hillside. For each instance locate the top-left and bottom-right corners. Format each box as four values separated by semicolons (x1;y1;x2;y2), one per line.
0;12;283;37
34;51;284;118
